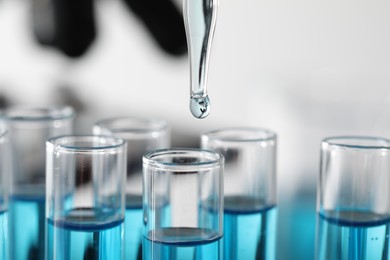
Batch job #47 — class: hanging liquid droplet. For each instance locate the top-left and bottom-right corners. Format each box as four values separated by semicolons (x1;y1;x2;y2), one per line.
190;95;211;119
184;0;218;119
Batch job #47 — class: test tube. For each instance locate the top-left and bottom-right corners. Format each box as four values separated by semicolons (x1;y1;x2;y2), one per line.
0;129;8;260
0;106;74;260
143;148;224;260
201;127;277;260
93;117;170;260
316;136;390;260
46;135;126;260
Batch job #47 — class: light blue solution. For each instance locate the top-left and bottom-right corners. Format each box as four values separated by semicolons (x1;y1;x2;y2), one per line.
277;192;316;259
223;196;277;260
125;194;143;260
143;227;222;260
317;210;390;260
0;210;8;260
9;194;45;260
47;208;124;260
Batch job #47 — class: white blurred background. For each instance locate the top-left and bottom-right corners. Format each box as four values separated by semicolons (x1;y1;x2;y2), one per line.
1;0;390;258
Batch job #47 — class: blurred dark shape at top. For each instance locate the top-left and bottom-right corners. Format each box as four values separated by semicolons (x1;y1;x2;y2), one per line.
0;93;9;109
32;0;96;58
122;0;187;56
31;0;187;58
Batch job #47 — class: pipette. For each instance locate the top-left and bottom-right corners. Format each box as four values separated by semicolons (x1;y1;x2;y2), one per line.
184;0;218;119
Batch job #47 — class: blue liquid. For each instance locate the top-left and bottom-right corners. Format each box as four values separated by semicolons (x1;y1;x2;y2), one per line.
0;210;8;260
223;196;277;260
317;210;390;260
9;194;45;260
277;192;316;259
47;207;124;260
125;194;143;260
143;227;222;260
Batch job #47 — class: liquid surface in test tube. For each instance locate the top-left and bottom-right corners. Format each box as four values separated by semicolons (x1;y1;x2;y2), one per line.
317;210;390;260
47;207;124;260
223;196;277;260
184;0;218;119
143;227;222;259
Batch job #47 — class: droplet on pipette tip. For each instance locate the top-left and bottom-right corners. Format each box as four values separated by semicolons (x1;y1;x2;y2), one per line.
190;96;210;119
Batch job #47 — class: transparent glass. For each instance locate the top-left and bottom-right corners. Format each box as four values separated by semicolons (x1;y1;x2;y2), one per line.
0;106;74;260
0;129;9;260
201;127;277;260
46;135;127;260
184;0;218;118
316;136;390;260
143;148;224;260
93;117;170;260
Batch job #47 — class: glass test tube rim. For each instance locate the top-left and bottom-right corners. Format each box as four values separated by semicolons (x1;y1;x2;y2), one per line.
47;135;126;153
202;127;277;143
94;117;168;138
0;106;75;122
322;136;390;150
143;148;224;172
